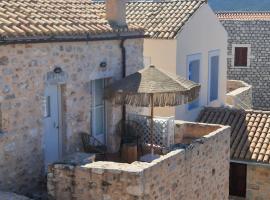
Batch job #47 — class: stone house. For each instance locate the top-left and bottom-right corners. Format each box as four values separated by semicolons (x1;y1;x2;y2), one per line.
93;0;228;121
0;0;145;195
217;12;270;110
198;107;270;200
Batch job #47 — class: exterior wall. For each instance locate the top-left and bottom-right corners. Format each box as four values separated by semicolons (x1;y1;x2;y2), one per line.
176;4;228;121
48;123;230;200
143;39;177;117
226;80;252;109
246;165;270;200
221;20;270;110
0;39;143;194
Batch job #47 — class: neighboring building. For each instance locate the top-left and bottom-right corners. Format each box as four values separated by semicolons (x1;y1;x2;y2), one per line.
218;12;270;110
0;0;144;195
198;107;270;200
94;0;228;121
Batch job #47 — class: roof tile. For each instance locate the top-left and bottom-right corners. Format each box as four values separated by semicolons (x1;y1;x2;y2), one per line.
94;0;205;39
197;107;270;165
0;0;143;39
217;12;270;21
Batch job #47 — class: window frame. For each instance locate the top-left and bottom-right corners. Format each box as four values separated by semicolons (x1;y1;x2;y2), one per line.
208;50;220;103
186;53;201;111
232;44;251;68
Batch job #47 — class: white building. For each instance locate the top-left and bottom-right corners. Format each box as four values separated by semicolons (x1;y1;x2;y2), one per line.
113;0;228;121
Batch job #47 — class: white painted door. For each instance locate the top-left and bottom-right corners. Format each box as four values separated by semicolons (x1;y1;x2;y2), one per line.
92;79;106;144
44;84;61;168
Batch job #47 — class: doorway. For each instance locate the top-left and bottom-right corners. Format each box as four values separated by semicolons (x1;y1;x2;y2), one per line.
229;162;247;197
44;84;62;169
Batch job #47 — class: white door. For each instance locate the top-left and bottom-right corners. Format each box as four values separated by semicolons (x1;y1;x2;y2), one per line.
44;84;62;168
92;79;106;144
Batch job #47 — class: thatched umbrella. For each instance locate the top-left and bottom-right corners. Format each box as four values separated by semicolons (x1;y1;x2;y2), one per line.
105;65;200;155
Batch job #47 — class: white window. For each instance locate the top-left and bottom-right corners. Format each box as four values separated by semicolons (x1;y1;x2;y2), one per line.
91;79;106;144
208;50;220;102
187;54;201;110
232;44;251;68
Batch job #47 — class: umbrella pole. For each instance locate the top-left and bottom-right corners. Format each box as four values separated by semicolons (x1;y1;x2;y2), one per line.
150;94;154;155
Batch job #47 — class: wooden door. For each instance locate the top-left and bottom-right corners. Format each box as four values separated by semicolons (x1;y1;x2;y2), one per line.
229;163;247;197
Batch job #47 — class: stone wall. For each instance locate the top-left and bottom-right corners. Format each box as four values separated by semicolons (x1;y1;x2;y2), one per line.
47;122;230;200
226;80;252;109
0;39;143;194
221;20;270;110
246;165;270;200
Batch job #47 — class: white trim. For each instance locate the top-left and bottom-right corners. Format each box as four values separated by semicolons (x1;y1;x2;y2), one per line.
231;44;252;68
208;50;220;104
186;53;201;111
57;84;63;159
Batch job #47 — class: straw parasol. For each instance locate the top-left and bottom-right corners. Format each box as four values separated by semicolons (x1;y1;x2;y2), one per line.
105;65;200;155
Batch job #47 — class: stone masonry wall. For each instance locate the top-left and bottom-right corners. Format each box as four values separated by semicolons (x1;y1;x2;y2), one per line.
0;39;143;194
221;20;270;110
246;165;270;200
47;123;230;200
226;80;252;109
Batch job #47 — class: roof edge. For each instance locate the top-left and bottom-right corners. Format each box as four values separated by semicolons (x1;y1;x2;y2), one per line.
0;31;147;45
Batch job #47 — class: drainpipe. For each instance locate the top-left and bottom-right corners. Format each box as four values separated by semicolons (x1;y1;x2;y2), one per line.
120;39;126;124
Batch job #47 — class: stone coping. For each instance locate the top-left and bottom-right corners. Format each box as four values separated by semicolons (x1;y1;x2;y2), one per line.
227;80;252;96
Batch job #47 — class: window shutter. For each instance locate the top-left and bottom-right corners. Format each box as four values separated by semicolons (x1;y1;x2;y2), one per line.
234;47;248;66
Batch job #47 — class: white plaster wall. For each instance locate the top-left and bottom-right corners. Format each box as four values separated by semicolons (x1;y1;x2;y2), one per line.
175;4;228;121
143;39;177;117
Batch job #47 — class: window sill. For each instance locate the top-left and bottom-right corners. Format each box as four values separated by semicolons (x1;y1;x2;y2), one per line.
231;66;250;69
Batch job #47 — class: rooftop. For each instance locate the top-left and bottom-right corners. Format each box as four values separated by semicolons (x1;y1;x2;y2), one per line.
0;0;143;42
197;107;270;165
217;12;270;21
94;0;205;39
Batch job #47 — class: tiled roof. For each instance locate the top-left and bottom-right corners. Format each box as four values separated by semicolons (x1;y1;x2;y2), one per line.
217;12;270;21
0;0;143;40
197;107;270;165
94;0;205;39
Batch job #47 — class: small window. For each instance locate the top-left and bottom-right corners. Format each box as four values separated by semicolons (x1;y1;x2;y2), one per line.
234;47;248;67
187;55;200;110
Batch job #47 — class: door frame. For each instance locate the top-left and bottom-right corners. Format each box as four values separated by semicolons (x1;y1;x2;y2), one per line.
208;50;220;104
44;83;63;167
186;53;201;111
91;79;107;144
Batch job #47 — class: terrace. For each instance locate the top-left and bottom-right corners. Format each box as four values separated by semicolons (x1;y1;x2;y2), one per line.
47;120;230;200
226;80;252;109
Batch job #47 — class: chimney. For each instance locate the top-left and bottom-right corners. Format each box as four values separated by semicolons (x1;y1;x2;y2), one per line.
106;0;127;27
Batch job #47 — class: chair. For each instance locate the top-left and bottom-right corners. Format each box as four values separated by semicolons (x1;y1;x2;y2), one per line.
81;132;107;160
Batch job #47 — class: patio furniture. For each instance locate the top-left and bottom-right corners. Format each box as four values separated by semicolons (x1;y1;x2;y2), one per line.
116;119;143;159
81;132;107;160
121;143;137;163
105;65;200;157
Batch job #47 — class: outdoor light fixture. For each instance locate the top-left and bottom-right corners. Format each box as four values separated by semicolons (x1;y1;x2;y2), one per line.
53;67;63;74
99;61;107;68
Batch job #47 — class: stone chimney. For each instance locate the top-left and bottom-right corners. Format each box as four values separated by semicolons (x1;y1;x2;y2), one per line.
106;0;127;26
